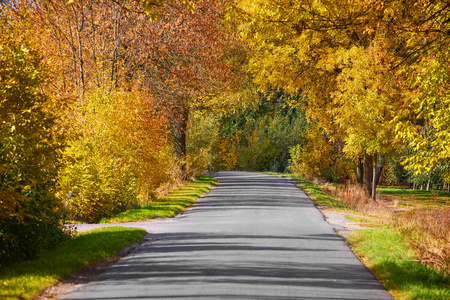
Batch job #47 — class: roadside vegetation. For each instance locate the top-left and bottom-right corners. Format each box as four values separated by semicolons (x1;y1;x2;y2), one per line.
281;174;450;299
350;229;449;300
99;175;218;223
2;2;450;300
0;175;217;300
0;227;146;300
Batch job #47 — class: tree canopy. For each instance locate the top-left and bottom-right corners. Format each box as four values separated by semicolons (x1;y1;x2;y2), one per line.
2;0;450;264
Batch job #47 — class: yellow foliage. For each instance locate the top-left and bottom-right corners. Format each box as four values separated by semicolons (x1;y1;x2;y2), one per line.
59;90;174;222
289;125;354;182
396;48;450;180
217;135;240;170
0;18;66;263
331;37;406;158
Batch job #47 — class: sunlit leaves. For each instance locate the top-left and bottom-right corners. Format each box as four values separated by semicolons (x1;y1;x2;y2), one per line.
59;90;173;222
0;18;66;263
397;49;450;180
332;37;405;158
235;0;450;186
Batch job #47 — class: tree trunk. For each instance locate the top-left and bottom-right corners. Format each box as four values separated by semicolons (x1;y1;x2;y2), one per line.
426;173;431;191
356;157;364;186
372;153;377;202
371;160;384;202
173;104;189;179
363;152;373;197
375;164;384;188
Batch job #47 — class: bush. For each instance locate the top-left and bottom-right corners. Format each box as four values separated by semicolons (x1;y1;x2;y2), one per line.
59;90;174;223
0;204;69;264
394;208;450;274
288;124;354;183
0;25;68;265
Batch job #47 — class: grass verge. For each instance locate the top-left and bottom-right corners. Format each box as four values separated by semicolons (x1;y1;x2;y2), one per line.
348;228;450;299
271;173;349;210
0;227;146;300
378;186;450;209
279;173;449;299
100;175;218;223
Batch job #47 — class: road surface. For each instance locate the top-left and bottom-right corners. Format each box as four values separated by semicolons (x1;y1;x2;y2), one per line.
61;171;393;300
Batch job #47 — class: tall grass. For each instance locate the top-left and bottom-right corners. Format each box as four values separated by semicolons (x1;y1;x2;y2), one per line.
394;208;450;274
324;183;394;216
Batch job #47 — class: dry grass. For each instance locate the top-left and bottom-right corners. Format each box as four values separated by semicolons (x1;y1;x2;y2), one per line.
394;208;450;274
323;183;394;216
328;183;450;274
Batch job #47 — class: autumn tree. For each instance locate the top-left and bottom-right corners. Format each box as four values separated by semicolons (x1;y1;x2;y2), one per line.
58;90;173;222
234;0;370;192
0;14;67;264
139;0;244;178
6;0;245;221
393;1;450;184
234;0;450;199
6;0;177;221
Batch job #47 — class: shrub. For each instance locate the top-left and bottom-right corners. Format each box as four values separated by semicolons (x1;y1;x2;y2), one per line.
0;23;68;265
186;113;221;176
59;90;174;223
288;124;354;183
394;208;450;274
324;183;393;215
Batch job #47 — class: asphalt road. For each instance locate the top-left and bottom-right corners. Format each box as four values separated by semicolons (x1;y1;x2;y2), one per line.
60;171;393;300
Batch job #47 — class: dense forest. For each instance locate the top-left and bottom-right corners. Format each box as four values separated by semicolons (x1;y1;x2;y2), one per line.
1;0;449;264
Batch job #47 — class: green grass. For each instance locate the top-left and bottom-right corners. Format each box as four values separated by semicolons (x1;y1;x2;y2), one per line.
378;186;450;209
100;175;218;223
270;173;350;210
349;228;450;299
270;172;449;298
0;227;146;300
295;178;347;209
344;215;387;227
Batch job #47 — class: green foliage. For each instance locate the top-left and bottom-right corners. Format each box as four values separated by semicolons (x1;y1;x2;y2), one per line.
0;20;67;265
0;227;146;300
218;91;307;172
349;228;450;299
100;175;218;223
186;112;221;176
